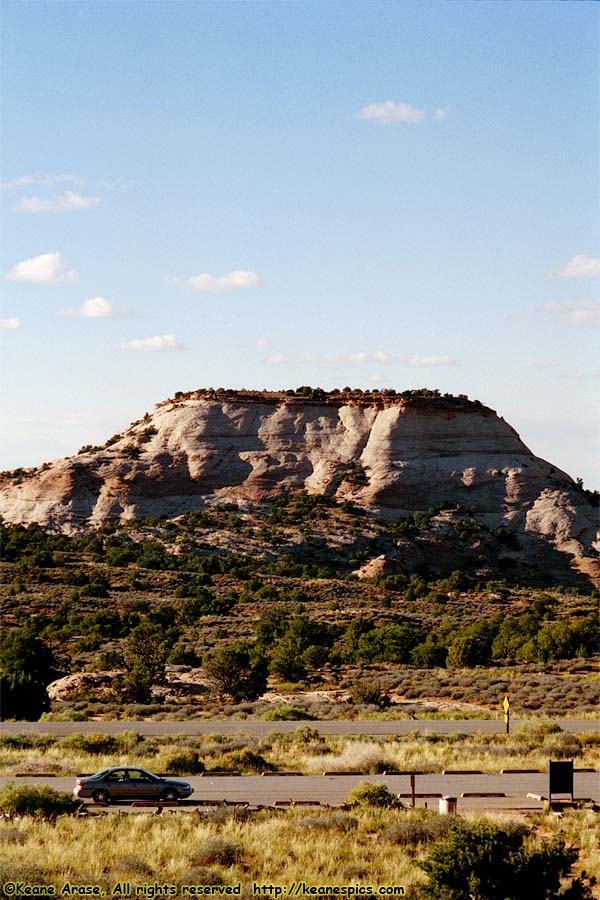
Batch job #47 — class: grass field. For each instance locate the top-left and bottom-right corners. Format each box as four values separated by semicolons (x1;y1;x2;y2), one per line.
0;806;598;898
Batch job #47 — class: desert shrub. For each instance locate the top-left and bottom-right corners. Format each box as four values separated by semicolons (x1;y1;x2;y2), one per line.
418;819;592;900
383;815;451;846
111;856;154;877
167;644;201;666
60;733;118;754
0;733;56;750
214;749;273;773
79;572;110;598
39;709;88;722
96;649;125;671
542;733;583;760
261;705;315;721
0;783;78;819
181;868;225;885
297;812;358;832
192;837;243;867
346;782;401;809
162;749;205;775
350;683;390;708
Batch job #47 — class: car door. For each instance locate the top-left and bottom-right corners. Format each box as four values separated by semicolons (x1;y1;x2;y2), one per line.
103;768;130;800
127;768;161;799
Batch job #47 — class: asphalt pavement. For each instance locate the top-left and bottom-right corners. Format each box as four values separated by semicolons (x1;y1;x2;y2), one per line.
0;718;597;737
2;771;598;813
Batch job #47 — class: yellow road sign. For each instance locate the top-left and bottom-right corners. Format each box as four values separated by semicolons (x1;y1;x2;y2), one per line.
503;695;510;713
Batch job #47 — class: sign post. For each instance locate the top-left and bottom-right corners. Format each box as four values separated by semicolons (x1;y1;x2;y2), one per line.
503;695;510;734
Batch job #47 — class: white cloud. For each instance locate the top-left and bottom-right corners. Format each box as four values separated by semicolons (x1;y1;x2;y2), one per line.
0;317;20;329
81;297;114;318
1;173;82;189
548;255;600;279
119;334;185;352
256;336;269;349
15;190;100;212
539;299;599;327
15;196;53;212
58;190;100;210
6;252;78;284
357;100;426;125
434;107;449;121
182;270;260;292
265;350;397;367
407;355;457;367
58;297;116;318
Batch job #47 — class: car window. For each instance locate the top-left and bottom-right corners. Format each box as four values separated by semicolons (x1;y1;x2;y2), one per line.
105;769;127;782
128;770;155;783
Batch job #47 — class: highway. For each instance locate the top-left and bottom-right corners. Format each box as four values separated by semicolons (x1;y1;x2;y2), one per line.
0;718;597;737
1;771;598;812
2;719;597;812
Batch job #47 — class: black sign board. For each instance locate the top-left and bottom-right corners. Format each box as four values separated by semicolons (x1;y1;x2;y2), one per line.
548;760;574;801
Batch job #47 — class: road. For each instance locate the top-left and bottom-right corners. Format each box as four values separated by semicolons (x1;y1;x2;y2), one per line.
0;719;597;737
2;771;598;812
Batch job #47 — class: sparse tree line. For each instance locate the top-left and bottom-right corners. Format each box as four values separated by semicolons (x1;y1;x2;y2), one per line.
2;593;598;717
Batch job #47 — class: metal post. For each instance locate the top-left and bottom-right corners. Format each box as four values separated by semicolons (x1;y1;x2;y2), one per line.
410;773;416;808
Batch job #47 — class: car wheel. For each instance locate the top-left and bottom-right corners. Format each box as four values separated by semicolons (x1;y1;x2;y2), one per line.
92;789;110;804
160;789;179;802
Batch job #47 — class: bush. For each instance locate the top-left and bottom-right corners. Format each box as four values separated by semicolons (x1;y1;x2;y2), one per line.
261;705;316;721
346;782;402;809
418;820;591;900
0;783;79;819
350;683;391;709
383;815;451;846
214;749;274;773
0;733;57;750
192;837;243;867
298;812;358;832
60;733;118;754
162;749;205;775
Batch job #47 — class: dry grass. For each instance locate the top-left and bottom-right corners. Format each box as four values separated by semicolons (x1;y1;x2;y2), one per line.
0;807;598;895
1;727;599;777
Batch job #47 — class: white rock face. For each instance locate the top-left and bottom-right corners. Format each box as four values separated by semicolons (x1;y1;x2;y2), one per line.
0;395;597;573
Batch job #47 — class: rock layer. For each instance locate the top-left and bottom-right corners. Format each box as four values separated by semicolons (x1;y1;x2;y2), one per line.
0;392;598;580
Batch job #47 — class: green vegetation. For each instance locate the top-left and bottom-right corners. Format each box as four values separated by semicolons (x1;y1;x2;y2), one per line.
203;643;269;701
0;627;60;719
0;509;597;720
0;783;78;819
0;807;596;896
418;819;595;899
345;782;402;809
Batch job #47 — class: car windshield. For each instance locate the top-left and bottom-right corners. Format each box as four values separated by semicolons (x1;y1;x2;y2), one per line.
91;769;111;779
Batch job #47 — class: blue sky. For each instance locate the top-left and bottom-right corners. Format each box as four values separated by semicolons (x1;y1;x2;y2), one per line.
1;0;599;487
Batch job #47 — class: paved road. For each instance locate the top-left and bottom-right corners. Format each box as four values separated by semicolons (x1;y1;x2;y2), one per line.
0;719;597;737
3;771;598;812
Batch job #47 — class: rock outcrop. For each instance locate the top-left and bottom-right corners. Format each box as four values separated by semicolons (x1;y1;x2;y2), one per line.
1;389;598;582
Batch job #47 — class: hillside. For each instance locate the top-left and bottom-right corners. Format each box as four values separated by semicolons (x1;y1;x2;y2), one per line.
0;388;598;587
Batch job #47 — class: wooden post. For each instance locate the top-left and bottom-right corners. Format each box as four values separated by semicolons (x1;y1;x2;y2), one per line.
410;773;416;808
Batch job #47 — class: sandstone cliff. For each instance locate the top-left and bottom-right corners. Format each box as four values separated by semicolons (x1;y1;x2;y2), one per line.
0;389;598;582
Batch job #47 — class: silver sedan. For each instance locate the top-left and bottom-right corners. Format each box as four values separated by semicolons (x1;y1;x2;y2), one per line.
73;767;193;803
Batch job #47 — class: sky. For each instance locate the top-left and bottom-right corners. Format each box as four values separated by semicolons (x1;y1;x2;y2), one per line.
1;0;599;488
